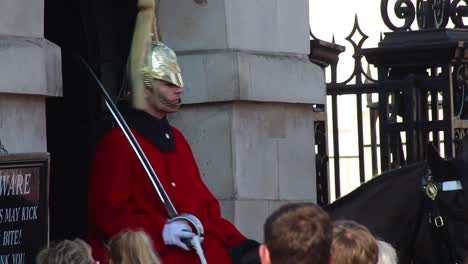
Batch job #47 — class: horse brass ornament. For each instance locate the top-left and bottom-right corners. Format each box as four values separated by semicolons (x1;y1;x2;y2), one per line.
423;170;439;200
424;181;439;200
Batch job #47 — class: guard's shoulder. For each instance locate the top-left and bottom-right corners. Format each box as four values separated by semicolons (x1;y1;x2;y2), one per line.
170;126;192;148
170;126;185;139
96;128;128;147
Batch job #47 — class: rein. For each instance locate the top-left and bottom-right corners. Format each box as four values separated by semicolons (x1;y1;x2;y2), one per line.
422;168;463;264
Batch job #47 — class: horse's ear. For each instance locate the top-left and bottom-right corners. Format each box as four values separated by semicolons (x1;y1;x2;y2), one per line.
427;142;445;177
456;136;468;162
426;142;443;165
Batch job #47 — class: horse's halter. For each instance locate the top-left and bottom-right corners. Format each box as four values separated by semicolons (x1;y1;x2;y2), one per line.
421;168;463;264
423;170;463;201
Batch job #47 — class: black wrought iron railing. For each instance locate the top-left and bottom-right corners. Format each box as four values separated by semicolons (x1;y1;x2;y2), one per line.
381;0;468;31
312;16;381;201
311;0;468;204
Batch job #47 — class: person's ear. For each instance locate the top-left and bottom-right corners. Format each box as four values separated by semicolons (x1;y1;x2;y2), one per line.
259;244;271;264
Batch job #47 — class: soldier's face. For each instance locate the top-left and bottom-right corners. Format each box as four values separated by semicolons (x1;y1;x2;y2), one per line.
147;79;183;115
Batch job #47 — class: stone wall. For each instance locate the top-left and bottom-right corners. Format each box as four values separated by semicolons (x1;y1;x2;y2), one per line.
163;0;325;241
0;0;62;153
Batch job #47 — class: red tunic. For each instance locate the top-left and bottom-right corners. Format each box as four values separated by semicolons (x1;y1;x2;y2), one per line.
87;127;246;263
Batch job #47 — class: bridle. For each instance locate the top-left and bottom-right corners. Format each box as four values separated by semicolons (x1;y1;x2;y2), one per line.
421;168;464;264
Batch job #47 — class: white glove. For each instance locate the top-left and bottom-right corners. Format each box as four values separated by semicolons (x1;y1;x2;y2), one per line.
162;219;195;251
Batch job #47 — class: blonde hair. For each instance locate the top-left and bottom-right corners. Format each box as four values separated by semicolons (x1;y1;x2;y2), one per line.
331;220;378;264
377;240;398;264
36;238;94;264
109;230;160;264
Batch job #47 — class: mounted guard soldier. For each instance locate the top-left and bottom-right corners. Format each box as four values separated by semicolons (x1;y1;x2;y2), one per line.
86;0;256;262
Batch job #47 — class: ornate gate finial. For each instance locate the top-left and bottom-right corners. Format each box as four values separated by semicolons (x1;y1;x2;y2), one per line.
381;0;468;31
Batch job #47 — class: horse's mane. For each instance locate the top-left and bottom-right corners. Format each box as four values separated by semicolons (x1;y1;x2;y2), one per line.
325;161;427;211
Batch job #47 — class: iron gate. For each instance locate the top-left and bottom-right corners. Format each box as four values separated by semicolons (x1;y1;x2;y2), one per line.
311;0;468;205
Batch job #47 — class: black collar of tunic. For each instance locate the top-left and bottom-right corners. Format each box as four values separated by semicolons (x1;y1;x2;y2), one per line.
122;107;175;153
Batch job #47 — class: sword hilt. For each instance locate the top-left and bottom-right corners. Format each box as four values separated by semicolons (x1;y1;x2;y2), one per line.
167;213;205;240
168;213;207;263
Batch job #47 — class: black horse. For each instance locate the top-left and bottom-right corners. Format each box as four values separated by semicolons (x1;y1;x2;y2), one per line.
325;150;468;264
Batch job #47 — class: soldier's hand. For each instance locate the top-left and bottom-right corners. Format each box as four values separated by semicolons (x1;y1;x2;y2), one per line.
162;219;195;251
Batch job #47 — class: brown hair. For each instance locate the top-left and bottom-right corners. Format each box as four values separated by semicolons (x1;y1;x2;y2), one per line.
264;203;332;264
36;238;94;264
331;220;378;264
109;229;160;264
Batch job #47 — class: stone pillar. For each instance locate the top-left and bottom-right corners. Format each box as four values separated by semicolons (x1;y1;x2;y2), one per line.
162;0;324;241
0;0;62;153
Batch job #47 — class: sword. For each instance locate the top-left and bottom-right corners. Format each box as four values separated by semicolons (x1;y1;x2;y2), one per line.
77;56;207;263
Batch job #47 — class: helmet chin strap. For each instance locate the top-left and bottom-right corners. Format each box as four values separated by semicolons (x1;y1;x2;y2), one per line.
147;82;181;111
158;93;181;110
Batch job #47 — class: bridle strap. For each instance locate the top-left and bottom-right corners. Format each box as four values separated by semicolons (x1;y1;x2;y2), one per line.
422;169;462;264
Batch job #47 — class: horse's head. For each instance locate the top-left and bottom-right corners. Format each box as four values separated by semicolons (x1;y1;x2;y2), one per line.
325;147;468;264
325;162;429;264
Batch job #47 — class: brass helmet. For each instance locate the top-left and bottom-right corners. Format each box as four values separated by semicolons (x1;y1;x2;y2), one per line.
129;0;183;110
142;41;184;90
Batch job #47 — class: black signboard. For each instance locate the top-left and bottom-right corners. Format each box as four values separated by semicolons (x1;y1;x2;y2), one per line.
0;153;49;264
